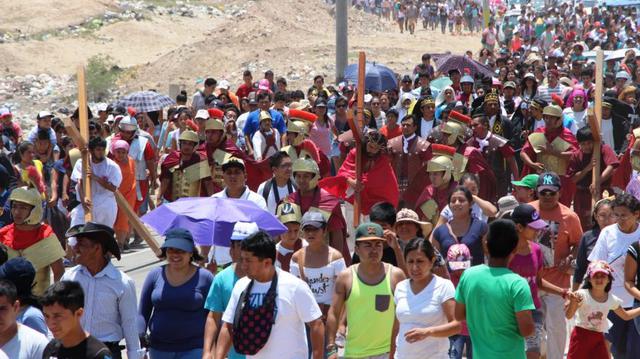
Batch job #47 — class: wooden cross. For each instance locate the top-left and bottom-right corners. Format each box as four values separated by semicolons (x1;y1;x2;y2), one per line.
589;49;604;205
346;52;366;227
67;66;161;256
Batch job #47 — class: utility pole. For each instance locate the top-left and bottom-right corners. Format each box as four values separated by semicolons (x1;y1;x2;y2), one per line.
336;0;348;84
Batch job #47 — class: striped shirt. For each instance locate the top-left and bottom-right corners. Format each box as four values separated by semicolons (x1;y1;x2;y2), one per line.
537;84;565;104
61;262;143;359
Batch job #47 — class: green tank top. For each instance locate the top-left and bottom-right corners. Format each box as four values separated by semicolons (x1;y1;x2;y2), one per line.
344;264;395;358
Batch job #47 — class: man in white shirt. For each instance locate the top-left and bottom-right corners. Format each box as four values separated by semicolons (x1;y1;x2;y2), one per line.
210;156;267;267
215;231;324;359
61;222;142;359
0;280;48;359
257;151;296;214
70;137;122;227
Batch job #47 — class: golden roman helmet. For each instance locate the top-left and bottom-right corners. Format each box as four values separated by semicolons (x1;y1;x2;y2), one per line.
9;186;43;225
426;156;454;183
292;158;320;189
276;202;302;224
259;110;272;122
442;121;466;145
204;119;224;131
287;120;308;146
178;130;199;143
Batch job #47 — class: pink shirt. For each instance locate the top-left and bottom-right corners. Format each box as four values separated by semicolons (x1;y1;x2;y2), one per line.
508;242;544;309
309;120;332;156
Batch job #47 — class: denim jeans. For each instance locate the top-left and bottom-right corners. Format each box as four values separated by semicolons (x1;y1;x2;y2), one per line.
148;348;203;359
449;334;472;359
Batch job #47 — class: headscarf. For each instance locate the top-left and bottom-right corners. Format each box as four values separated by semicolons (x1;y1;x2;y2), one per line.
436;86;455;108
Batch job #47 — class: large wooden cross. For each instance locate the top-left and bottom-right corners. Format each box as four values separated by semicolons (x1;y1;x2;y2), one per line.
346;52;366;227
66;66;161;256
589;49;604;205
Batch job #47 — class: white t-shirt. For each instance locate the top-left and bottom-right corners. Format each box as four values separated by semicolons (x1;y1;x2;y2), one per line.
211;187;268;265
257;179;296;214
1;324;48;359
573;289;622;333
290;258;347;305
222;269;323;359
420;118;434;139
394;276;455;359
251;129;281;161
588;223;640;308
601;118;614;150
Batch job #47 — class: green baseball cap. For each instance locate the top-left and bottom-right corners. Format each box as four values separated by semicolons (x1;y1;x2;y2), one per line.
511;174;540;190
355;222;384;241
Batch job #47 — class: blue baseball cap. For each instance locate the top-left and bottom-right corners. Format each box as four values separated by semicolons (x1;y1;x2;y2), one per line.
162;228;196;253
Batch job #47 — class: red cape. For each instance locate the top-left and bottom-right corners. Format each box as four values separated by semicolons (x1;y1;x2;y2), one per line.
611;137;634;191
459;144;496;203
295;140;331;178
321;149;399;215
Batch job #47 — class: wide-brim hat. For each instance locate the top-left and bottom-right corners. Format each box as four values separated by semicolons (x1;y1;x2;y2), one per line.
66;222;121;260
394;208;433;237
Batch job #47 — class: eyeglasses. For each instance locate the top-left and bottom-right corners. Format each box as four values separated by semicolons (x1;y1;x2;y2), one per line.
538;190;558;197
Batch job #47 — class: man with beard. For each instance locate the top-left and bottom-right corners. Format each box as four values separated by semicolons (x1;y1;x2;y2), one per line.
468;110;519;199
387;115;432;209
158;130;212;204
289;158;350;265
110;116;156;215
197;118;271;192
70;137;122;227
325;130;399;216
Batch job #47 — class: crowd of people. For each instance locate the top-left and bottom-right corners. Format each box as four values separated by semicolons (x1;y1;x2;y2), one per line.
2;0;640;358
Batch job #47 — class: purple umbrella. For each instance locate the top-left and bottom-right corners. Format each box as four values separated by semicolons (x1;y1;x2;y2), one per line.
141;197;286;246
434;54;495;78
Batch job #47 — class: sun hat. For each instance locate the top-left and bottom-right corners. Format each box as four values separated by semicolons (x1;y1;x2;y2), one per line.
496;195;519;218
394;208;433;236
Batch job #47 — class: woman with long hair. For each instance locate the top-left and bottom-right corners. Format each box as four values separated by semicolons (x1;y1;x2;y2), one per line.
520;73;538;101
309;99;332;157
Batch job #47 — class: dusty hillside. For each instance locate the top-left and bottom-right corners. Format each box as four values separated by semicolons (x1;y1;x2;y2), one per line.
0;0;480;128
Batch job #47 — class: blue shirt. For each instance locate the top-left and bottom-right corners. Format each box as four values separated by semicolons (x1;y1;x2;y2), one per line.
27;127;57;147
18;305;48;335
138;266;213;352
433;217;487;267
204;265;244;359
242;109;286;139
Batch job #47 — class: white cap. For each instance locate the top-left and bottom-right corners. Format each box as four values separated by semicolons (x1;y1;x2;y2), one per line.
230;222;259;241
217;80;230;90
96;103;108;112
37;110;53;119
364;94;373;103
195;109;210;120
106;114;115;124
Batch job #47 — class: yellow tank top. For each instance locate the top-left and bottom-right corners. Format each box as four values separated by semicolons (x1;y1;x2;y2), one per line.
344;264;395;358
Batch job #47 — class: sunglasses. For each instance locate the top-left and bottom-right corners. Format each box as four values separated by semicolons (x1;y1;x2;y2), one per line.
538;190;558;197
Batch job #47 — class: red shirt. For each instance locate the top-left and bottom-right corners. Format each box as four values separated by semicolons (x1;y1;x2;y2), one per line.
380;125;402;140
566;144;619;188
236;83;254;99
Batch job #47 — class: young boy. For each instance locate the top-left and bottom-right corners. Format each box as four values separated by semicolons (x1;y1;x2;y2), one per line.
41;281;112;359
567;126;619;230
454;219;535;358
275;202;306;271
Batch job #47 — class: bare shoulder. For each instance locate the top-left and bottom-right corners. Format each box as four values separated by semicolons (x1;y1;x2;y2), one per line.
390;264;407;286
329;247;345;262
291;248;304;263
